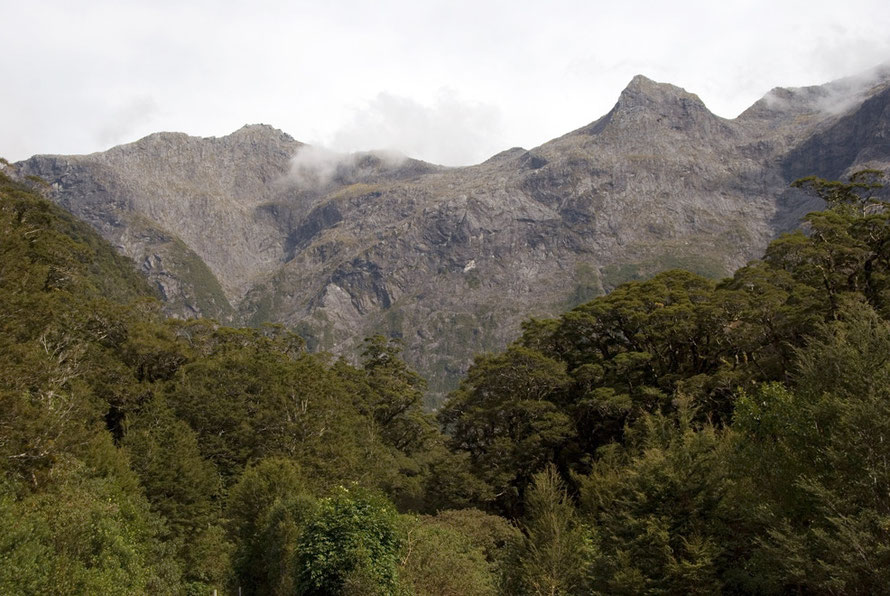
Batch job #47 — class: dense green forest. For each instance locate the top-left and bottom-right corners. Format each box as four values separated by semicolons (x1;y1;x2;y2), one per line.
3;165;890;594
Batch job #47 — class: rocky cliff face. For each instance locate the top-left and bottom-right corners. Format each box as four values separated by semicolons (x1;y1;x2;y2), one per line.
17;68;890;405
20;125;303;318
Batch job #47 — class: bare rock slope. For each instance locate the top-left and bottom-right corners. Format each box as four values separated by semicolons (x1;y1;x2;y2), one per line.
18;67;890;404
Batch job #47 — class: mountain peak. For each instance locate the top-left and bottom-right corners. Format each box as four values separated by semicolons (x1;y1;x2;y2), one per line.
617;75;706;110
233;123;284;134
228;123;297;143
571;75;716;136
135;124;297;146
625;74;658;90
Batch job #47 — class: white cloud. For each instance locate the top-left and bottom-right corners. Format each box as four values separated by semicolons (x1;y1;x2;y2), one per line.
1;0;890;163
288;145;347;188
286;145;408;189
815;64;890;114
325;91;506;166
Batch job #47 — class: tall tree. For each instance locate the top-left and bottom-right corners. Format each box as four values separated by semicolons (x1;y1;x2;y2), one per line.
518;465;592;596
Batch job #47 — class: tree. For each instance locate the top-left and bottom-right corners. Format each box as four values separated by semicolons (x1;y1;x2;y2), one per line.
774;171;890;318
439;346;573;516
733;301;890;592
414;509;523;594
295;487;403;595
254;495;319;595
0;456;182;595
226;458;306;594
399;516;498;596
123;395;229;590
360;336;432;454
518;465;593;596
579;405;737;594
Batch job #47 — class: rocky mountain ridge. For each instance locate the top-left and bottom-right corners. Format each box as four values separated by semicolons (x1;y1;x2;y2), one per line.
16;66;890;404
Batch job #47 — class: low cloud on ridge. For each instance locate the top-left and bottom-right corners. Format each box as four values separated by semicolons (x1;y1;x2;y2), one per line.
325;90;507;167
759;62;890;116
286;144;408;189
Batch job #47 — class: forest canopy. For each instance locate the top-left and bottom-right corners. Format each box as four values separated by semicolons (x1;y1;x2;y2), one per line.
3;167;890;594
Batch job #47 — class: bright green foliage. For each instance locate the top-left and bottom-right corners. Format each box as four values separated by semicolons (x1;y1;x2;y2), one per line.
180;525;233;595
0;457;181;595
295;487;403;595
227;458;305;545
428;508;523;563
399;516;499;596
403;509;522;594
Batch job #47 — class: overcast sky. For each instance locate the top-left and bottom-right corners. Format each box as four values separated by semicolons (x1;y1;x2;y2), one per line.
2;0;889;166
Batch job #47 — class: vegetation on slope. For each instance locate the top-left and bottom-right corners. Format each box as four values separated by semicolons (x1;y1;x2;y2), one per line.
3;165;890;594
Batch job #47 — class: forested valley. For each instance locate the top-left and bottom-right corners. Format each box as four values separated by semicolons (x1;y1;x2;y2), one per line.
4;165;890;595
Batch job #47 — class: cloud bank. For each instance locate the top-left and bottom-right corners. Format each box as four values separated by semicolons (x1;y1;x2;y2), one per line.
325;90;506;166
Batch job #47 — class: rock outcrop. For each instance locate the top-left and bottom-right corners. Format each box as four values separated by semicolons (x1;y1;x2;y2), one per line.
17;66;890;405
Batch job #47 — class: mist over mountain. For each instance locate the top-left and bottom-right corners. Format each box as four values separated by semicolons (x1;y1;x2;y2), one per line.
17;65;890;404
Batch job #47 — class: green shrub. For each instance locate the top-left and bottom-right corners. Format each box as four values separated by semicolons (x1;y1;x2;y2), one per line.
296;487;403;595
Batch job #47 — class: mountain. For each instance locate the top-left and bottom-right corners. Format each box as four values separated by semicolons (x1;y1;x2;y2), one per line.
16;66;890;404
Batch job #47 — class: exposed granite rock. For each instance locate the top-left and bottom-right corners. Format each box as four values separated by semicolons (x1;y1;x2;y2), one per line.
17;68;890;406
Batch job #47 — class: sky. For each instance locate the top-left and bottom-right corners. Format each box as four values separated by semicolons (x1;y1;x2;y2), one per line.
2;0;890;166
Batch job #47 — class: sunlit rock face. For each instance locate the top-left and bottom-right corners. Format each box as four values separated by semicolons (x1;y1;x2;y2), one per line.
19;68;890;405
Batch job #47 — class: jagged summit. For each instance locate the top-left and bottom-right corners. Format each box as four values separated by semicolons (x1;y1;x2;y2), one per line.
229;123;297;142
571;74;720;138
235;123;282;133
615;75;709;112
